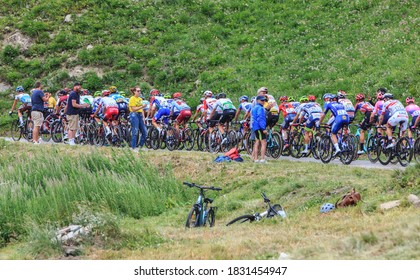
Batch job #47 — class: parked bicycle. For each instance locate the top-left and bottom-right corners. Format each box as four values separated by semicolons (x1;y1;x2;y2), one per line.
9;111;33;141
184;182;222;228
226;192;286;226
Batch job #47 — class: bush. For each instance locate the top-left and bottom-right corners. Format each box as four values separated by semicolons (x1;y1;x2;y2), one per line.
82;72;103;92
127;63;142;75
2;45;20;64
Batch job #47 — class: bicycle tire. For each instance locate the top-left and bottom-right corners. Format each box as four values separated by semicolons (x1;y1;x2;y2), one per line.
318;135;333;163
414;138;420;163
396;136;412;167
207;209;215;227
226;214;255;226
339;135;355;165
246;132;255;155
166;127;179;151
269;131;283;159
366;135;379;163
40;119;52;142
290;131;304;158
209;130;221;154
150;128;160;150
10;119;22;141
377;136;392;165
185;207;200;228
24;120;34;141
184;128;194;151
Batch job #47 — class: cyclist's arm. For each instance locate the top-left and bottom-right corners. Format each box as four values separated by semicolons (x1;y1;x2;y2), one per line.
209;107;216;120
10;99;18;112
94;103;102;117
234;107;241;121
413;116;420;128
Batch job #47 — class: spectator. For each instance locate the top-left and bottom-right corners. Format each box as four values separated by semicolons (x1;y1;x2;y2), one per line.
251;95;268;163
129;86;147;150
66;82;90;146
31;81;50;144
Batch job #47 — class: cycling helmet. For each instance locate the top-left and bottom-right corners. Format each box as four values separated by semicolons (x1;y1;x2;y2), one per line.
383;93;394;99
239;95;249;102
356;93;365;101
102;90;110;96
251;96;257;103
337;92;346;99
288;96;295;102
16;86;24;92
94;91;101;97
119;91;126;97
82;89;90;95
299;96;309;102
279;96;288;102
320;203;335;213
200;97;205;104
204;90;213;97
173;92;182;99
330;94;338;101
150;89;159;96
308;95;316;102
257;87;268;94
164;93;171;99
217;92;226;99
323;93;333;100
109;86;117;93
406;96;414;104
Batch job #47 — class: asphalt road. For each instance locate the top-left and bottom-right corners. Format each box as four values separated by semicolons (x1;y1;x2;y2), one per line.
3;136;413;171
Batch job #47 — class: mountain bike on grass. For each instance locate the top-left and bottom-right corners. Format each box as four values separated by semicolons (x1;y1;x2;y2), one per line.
184;182;222;228
226;192;286;226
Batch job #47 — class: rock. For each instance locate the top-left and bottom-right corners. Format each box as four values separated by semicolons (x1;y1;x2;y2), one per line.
86;44;93;50
413;200;420;208
407;194;420;204
279;252;289;260
380;200;400;210
64;246;80;257
64;14;72;23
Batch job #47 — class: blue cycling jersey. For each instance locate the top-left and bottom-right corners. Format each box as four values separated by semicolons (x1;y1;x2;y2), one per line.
110;93;127;103
324;101;348;118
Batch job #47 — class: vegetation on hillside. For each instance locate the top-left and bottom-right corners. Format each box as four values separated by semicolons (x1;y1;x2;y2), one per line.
0;0;418;99
0;141;418;259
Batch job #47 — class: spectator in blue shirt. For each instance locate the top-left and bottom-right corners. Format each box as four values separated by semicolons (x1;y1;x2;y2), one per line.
31;81;50;144
251;95;268;163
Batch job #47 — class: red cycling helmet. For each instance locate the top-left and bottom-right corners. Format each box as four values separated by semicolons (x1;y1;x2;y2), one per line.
308;95;316;102
102;90;110;96
173;92;182;99
356;93;365;101
279;96;288;102
406;96;414;104
150;89;159;96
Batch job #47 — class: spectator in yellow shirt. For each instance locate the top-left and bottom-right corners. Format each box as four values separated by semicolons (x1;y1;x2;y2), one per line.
129;86;147;150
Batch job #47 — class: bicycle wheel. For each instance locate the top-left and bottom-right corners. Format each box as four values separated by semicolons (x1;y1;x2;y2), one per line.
339;135;355;165
192;128;200;151
40;119;52;142
207;208;215;227
150;128;160;150
184;128;195;151
209;130;221;154
290;132;304;158
166;127;179;151
269;131;283;159
377;136;392;165
366;135;379;163
311;134;321;160
24;120;34;141
86;123;96;145
185;207;200;228
51;121;63;143
10;119;22;141
93;125;105;147
318;135;333;163
226;214;255;226
414;138;420;163
246;132;255;155
396;136;413;167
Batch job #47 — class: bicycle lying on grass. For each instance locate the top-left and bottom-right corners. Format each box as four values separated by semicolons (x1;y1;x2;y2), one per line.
184;182;222;228
226;192;286;226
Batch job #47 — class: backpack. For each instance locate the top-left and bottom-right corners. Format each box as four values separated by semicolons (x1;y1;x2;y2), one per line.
335;188;362;208
214;156;231;163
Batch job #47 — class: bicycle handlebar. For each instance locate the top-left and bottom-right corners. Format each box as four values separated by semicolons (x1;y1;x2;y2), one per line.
183;182;222;191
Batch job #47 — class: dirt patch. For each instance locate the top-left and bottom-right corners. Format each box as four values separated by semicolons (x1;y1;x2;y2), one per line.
0;83;12;92
3;31;33;51
68;65;104;78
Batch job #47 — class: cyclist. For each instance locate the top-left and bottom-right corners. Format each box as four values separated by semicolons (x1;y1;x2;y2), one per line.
151;92;172;133
203;90;221;134
337;90;356;123
79;89;94;117
55;89;69;115
354;93;375;154
405;96;420;145
293;96;309;124
370;88;389;135
378;93;409;149
9;86;32;127
319;94;350;156
279;95;298;148
110;88;128;121
170;92;191;135
234;95;252;133
93;90;119;140
209;93;236;137
295;95;322;155
147;89;161;118
191;97;206;129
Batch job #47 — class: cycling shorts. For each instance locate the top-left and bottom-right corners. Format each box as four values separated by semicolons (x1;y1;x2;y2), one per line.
153;108;170;121
359;111;372;131
104;107;119;121
388;112;408;131
219;109;236;124
18;104;32;112
410;116;418;128
331;115;349;134
305;114;321;129
176;109;192;124
266;112;279;129
255;129;266;140
281;114;296;129
208;112;221;128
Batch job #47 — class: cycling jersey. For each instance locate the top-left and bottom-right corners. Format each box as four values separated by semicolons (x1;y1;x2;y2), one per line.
170;99;190;113
203;97;222;115
300;102;322;129
92;97;102;114
373;100;384;115
214;98;236;111
266;94;279;114
100;97;118;109
338;98;355;119
355;101;374;115
324;101;349;134
238;102;252;114
382;100;406;116
405;104;420;118
110;93;127;104
151;96;168;110
15;93;31;104
279;102;297;118
142;100;150;112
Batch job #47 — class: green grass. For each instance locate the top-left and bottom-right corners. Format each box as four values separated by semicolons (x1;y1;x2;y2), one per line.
0;142;418;259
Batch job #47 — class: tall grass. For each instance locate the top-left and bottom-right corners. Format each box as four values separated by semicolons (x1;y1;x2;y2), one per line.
0;143;188;246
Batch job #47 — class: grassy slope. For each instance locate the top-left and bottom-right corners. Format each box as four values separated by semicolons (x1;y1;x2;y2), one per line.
0;141;418;259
